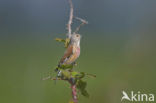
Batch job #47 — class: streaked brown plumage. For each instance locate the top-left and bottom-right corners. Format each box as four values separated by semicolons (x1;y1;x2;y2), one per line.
59;34;81;66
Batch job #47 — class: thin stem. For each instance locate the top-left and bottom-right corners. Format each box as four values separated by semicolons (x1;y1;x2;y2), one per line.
71;84;78;103
74;17;88;33
67;0;74;38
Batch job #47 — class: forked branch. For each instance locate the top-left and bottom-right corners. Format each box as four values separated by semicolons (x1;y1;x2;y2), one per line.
66;0;88;37
74;17;88;33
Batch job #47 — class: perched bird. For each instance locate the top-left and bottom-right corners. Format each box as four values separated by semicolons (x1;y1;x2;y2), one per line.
59;33;81;66
56;34;81;76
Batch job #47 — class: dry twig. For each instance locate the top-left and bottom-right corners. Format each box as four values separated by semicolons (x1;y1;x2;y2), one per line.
74;17;88;33
67;0;74;38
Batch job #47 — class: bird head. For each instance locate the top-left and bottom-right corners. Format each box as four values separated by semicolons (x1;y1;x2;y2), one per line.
70;34;81;46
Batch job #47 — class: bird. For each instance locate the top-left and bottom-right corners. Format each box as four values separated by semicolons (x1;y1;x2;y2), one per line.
59;33;81;66
56;33;81;77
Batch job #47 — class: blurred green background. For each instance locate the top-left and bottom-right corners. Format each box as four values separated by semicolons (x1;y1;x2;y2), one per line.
0;0;156;103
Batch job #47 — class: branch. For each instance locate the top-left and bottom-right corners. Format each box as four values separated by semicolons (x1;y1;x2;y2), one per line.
67;0;74;38
75;17;88;24
71;84;78;103
42;76;51;80
74;17;88;33
49;1;92;103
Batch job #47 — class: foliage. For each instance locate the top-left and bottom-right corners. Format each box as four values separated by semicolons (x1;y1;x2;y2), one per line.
55;38;70;48
76;80;89;98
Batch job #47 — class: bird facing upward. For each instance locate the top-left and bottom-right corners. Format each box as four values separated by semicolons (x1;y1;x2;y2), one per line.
59;34;81;66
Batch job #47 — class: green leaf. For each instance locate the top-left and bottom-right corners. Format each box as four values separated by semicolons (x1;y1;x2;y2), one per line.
55;38;66;42
79;72;85;78
81;89;89;98
70;71;85;79
71;71;79;77
65;38;70;48
60;64;74;69
85;73;96;78
61;70;71;80
76;80;90;98
69;100;74;103
55;38;70;48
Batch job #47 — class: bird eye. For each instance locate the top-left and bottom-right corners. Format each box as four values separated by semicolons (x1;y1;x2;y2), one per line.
76;34;79;37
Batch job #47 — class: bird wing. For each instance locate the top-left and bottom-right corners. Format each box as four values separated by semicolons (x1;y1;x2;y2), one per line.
59;45;73;64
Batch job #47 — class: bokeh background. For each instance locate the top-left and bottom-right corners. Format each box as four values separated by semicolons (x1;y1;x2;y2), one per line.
0;0;156;103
